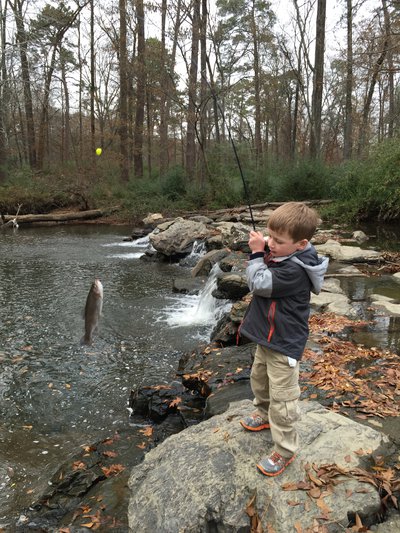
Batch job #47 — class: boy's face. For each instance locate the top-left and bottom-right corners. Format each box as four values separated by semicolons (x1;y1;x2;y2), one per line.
266;228;308;258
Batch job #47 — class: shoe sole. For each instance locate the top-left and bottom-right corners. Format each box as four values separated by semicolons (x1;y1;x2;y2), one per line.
240;420;270;431
256;454;296;477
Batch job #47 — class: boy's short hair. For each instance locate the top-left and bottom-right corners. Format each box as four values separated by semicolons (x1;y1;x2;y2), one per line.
267;202;319;242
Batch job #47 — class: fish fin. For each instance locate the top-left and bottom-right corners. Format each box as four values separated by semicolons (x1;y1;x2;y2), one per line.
80;335;92;346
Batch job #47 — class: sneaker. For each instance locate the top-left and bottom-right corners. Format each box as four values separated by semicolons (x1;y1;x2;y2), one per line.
256;450;296;477
240;413;270;431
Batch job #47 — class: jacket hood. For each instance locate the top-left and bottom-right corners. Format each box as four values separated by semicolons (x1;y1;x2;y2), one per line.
289;243;329;294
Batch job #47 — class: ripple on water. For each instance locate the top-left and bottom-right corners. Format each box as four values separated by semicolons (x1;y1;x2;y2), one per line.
0;226;216;524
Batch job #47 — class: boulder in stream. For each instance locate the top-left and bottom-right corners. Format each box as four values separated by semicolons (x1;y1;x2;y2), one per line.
128;399;391;533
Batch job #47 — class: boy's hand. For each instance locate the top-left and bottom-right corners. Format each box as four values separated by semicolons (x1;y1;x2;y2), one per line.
248;230;266;253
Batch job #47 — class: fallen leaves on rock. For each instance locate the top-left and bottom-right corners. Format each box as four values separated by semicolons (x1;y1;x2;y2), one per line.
245;492;264;533
301;334;400;418
282;459;400;526
100;464;124;477
309;313;371;334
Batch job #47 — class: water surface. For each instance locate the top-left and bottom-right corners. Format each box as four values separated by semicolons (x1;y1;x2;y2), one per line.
0;225;215;525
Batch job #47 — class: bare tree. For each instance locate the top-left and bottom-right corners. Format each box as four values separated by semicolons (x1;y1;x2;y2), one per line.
0;0;8;180
10;0;37;169
185;0;200;180
119;0;129;181
309;0;326;159
357;6;389;156
343;0;353;159
133;0;145;178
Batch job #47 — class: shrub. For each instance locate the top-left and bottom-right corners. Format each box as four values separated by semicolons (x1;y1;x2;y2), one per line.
160;166;186;201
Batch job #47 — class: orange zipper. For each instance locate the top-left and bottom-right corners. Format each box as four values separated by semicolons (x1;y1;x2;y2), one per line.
267;301;276;342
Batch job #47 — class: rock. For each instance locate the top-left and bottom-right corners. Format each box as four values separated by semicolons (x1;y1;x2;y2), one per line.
369;509;400;532
315;239;382;263
393;272;400;282
370;294;400;316
149;218;212;257
211;300;250;345
142;213;164;225
311;291;358;317
188;215;214;224
178;344;253;398
204;380;253;418
128;399;388;533
129;381;203;423
191;249;230;277
211;221;252;248
130;226;153;239
337;265;367;276
353;230;369;243
218;251;247;273
172;277;207;294
320;277;344;294
213;272;249;300
205;234;224;250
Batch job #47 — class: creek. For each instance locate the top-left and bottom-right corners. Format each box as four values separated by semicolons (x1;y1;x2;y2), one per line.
0;225;225;526
0;223;400;527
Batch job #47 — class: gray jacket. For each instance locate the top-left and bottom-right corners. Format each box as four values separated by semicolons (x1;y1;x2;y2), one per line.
239;243;329;360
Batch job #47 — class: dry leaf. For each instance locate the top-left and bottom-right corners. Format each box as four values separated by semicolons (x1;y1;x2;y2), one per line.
101;464;125;477
169;397;182;408
316;497;331;516
139;426;153;437
287;500;301;506
102;450;118;458
72;461;86;470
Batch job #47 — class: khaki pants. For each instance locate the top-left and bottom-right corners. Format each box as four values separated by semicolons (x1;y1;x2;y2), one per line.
251;344;301;457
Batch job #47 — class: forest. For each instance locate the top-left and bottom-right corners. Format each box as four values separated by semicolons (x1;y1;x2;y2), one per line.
0;0;399;222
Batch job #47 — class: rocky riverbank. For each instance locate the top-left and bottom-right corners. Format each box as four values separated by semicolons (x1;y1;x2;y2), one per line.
16;206;400;532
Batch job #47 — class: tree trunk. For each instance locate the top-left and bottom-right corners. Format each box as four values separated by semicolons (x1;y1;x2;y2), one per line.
159;0;168;177
0;0;8;181
60;62;70;163
90;0;96;168
382;0;394;138
185;0;200;181
37;46;57;169
357;26;389;155
309;0;326;159
198;0;208;184
119;0;129;181
251;0;262;163
292;53;301;159
77;12;83;164
133;0;145;179
343;0;353;159
12;0;37;170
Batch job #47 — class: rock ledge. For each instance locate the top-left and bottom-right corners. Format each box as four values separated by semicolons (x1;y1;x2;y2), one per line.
128;399;391;532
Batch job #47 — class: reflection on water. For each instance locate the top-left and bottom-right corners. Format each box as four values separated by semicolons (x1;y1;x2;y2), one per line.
0;225;214;526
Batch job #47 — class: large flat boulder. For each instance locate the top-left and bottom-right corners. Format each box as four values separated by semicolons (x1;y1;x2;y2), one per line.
315;239;382;263
149;218;212;256
128;400;389;533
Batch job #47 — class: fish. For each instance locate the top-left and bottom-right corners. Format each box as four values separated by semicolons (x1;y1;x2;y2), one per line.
81;278;103;345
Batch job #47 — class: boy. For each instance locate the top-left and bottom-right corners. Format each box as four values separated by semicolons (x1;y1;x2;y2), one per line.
239;202;329;476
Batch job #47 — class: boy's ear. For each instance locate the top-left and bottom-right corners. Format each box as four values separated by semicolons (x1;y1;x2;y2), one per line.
296;239;308;250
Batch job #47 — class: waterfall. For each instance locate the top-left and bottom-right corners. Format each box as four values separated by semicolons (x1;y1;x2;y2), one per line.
161;263;232;331
103;235;154;259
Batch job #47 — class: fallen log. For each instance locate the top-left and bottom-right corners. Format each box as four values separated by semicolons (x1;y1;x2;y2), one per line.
1;206;119;226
